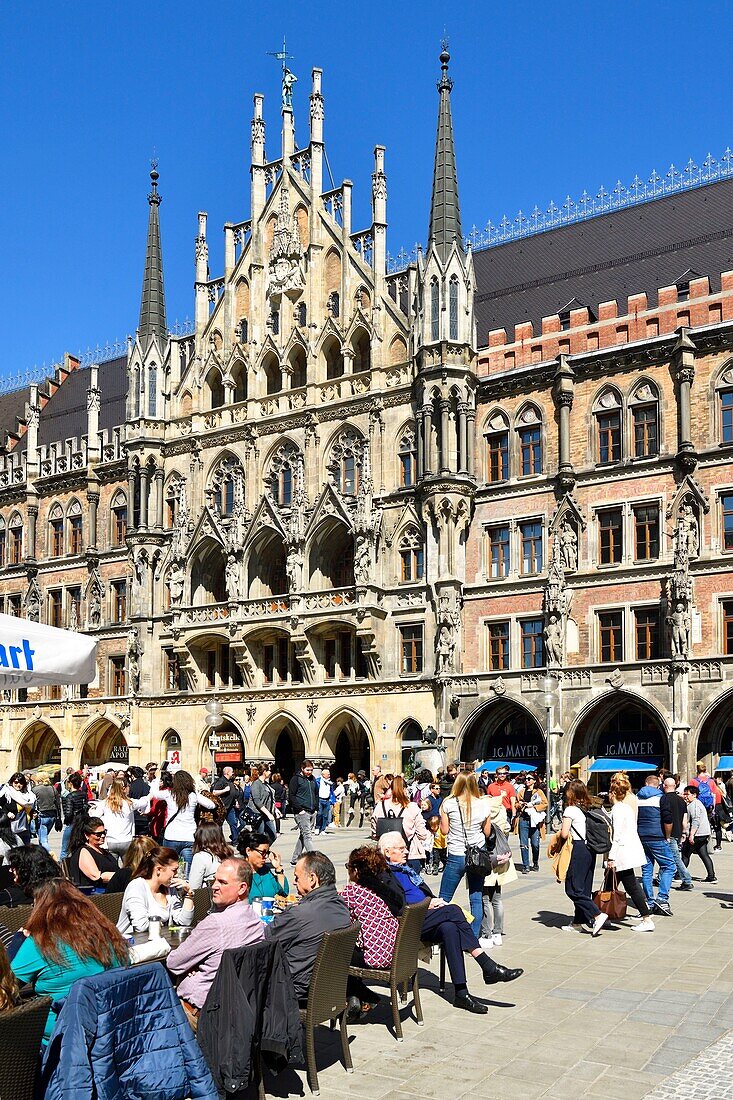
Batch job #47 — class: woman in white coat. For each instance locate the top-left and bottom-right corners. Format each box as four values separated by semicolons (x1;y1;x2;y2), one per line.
95;778;150;859
606;773;655;932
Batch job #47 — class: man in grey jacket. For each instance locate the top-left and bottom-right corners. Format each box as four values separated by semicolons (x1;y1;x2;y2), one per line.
264;851;351;1001
682;786;717;882
288;760;318;866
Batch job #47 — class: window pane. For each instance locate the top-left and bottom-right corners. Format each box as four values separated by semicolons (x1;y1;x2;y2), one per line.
599;509;623;564
520;522;543;574
488;526;510;578
597;411;621;463
635;609;660;659
488;622;510;670
723;495;733;551
431;282;439;342
634;505;659;560
487;433;508;482
599;611;623;662
519;426;542;476
520;619;544;668
721;391;733;444
633;405;658;458
449;279;458;341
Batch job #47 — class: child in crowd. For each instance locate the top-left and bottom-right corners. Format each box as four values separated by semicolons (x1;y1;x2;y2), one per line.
425;815;447;875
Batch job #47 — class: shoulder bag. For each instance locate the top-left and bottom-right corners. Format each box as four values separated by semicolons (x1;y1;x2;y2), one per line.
487;822;512;869
458;801;493;875
374;799;407;842
593;867;627;920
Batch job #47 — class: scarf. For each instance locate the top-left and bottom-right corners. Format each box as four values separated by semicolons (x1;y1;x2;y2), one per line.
387;860;424;889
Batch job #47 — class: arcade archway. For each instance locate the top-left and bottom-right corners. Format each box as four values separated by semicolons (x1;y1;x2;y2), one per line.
19;721;61;772
695;690;733;773
570;695;669;789
400;720;423;774
459;700;545;770
81;720;128;768
318;711;371;778
258;714;307;781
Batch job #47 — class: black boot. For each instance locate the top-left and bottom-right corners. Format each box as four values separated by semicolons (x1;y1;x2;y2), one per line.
483;965;523;985
454;991;488;1014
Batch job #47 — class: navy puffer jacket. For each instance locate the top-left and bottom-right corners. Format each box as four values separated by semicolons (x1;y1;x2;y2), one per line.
39;962;218;1100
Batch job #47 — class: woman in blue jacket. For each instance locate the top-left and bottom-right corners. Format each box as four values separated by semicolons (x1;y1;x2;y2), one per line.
11;878;128;1042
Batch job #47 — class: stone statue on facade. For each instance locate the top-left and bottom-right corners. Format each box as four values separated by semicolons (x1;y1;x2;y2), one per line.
544;613;564;666
353;536;372;586
69;600;79;631
286;545;303;591
543;531;573;668
225;553;241;601
436;623;456;675
88;591;101;628
673;500;699;565
667;600;691;660
26;590;40;623
558;519;578;572
167;564;185;607
127;627;141;694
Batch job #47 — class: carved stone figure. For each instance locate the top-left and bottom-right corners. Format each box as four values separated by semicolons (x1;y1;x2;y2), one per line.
128;654;141;695
668;600;691;660
353;537;372;586
286;546;303;591
282;67;297;108
558;520;578;572
544;613;564;666
127;627;140;660
167;565;185;607
225;553;241;601
436;624;456;674
69;601;79;631
88;592;101;628
26;592;40;622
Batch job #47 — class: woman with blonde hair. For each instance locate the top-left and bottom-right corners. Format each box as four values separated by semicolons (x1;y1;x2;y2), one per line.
97;777;150;859
438;772;492;934
104;834;158;894
370;774;428;871
607;773;654;932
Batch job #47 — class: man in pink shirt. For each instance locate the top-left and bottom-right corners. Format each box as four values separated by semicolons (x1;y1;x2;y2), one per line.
167;857;264;1031
486;766;517;817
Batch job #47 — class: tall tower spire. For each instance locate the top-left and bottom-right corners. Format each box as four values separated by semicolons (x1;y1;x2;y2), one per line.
428;43;462;262
138;161;167;351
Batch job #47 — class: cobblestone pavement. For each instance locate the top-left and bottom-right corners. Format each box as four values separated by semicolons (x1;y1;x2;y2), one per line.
265;825;733;1100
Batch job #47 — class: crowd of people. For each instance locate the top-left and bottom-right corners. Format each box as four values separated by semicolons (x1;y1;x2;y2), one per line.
0;752;728;1089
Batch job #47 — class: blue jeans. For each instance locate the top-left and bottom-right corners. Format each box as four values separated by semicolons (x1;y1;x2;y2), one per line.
641;838;675;904
518;816;540;870
317;798;331;833
668;837;692;885
37;815;57;851
438;852;484;936
226;807;240;843
60;823;74;860
165;838;193;876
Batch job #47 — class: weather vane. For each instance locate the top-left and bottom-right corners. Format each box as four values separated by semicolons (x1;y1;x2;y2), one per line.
267;36;297;109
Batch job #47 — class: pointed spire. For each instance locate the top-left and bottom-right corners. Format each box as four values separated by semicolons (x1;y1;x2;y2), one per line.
428;42;463;263
138;161;167;351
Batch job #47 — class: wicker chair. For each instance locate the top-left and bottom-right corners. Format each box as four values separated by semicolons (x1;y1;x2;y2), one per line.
59;858;71;880
192;887;212;925
0;905;33;934
348;898;429;1042
0;996;52;1100
299;922;359;1095
89;892;124;925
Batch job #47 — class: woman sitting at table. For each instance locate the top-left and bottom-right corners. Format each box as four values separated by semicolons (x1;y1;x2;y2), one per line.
11;878;129;1043
0;845;59;908
341;845;398;1019
68;816;120;890
236;830;289;901
104;835;158;895
116;846;195;934
188;822;233;891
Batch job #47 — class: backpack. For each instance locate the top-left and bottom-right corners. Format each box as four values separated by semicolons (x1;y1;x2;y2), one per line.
696;779;714;810
374;800;407;843
582;807;613;855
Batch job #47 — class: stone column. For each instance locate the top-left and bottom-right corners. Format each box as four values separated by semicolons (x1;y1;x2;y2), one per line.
553;355;576;488
139;468;149;529
128;470;137;531
440;399;451;474
466;406;476;478
155;469;164;529
88;494;99;549
415;416;423;480
27;505;38;560
422;405;432;475
673;330;696;461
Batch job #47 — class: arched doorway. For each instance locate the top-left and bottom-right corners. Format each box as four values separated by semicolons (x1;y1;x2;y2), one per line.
318;712;371;778
400;720;423;775
212;720;245;774
695;691;733;774
459;700;545;770
258;715;307;782
81;720;128;768
570;696;669;790
19;721;61;772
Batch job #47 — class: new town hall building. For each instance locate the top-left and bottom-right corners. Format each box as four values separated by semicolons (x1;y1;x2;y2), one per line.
3;48;733;784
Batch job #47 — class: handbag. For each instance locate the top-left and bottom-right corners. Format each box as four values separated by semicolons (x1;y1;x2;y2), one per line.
487;822;512;870
593;867;628;921
458;802;493;875
374;800;407;843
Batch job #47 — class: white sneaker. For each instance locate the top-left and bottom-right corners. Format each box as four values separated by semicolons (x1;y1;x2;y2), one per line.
492;933;503;947
561;922;583;933
592;912;608;937
478;937;494;951
631;918;655;933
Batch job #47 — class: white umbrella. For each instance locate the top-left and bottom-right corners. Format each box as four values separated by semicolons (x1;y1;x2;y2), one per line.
0;613;97;688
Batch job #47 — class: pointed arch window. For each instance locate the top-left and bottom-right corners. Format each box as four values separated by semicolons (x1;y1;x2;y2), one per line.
629;381;659;458
67;500;83;555
280;465;293;507
48;504;64;557
296;302;307;327
0;517;6;569
716;364;733;445
111;491;127;546
398;429;417;487
148;364;157;417
484;412;510;483
399;528;424;583
133;367;141;418
9;514;23;565
516;406;543;476
430;278;440;342
449;276;459;341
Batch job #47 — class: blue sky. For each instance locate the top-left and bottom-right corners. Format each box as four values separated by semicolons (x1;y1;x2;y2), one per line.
3;0;733;377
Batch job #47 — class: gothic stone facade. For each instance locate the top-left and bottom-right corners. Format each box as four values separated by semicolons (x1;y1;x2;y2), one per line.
2;56;733;782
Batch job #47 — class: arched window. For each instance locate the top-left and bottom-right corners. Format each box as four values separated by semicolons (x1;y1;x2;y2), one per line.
328;291;340;319
290;346;307;390
296;302;307;327
133;367;141;418
209;456;244;517
515;405;543;476
280;465;292;506
263;353;281;395
0;517;6;569
721;389;733;444
449;276;459;341
48;504;64;557
265;442;301;508
593;388;623;464
399;527;424;582
148;364;157;417
327;429;365;497
206;367;225;409
352;330;371;373
430;278;439;342
67;500;83;555
484;411;509;483
323;337;345;380
231;361;247;404
9;513;22;565
398;428;417;487
629;381;659;458
237;318;248;343
111;490;127;546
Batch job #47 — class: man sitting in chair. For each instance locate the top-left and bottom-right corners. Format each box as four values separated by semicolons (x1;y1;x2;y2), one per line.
265;851;351;1003
377;832;522;1014
166;857;264;1031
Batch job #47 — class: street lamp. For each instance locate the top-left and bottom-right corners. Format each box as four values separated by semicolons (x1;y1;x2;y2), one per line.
542;673;560;830
205;699;224;778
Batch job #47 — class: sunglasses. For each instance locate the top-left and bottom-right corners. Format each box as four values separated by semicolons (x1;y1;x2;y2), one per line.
91;830;107;837
253;848;270;856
